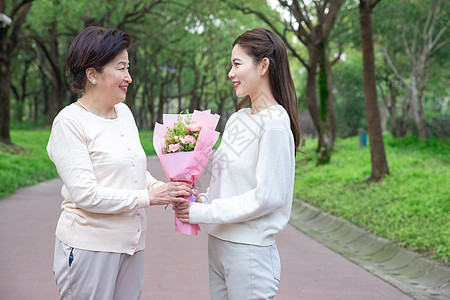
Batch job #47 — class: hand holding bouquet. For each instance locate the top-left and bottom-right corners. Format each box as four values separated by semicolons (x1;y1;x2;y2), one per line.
153;110;220;235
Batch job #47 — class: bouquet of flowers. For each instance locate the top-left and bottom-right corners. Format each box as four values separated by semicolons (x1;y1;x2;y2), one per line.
153;110;220;235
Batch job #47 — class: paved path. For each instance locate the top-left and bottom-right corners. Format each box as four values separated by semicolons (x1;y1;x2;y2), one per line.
0;156;413;299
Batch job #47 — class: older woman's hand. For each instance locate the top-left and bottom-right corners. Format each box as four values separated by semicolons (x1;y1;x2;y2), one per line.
148;182;191;206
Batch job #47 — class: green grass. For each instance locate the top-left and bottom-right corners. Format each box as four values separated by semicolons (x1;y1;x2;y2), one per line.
0;129;58;198
139;130;157;156
294;134;450;263
1;129;448;263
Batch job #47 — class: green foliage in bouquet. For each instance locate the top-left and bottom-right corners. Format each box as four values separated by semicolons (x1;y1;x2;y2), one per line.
163;111;202;154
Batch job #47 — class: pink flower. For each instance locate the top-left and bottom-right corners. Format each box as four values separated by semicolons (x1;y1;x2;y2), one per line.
168;143;184;153
187;122;202;132
179;135;196;145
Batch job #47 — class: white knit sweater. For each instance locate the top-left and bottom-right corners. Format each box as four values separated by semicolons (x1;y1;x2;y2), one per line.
47;102;160;255
189;105;295;246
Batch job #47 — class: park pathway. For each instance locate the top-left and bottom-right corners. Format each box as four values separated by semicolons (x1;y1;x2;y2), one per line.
0;156;413;299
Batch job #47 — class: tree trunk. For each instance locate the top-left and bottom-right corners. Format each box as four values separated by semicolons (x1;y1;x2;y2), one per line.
317;42;333;165
0;3;12;144
387;82;397;137
126;51;138;117
304;47;321;148
411;74;428;139
0;59;12;144
40;23;64;124
157;80;165;124
399;99;411;137
189;68;200;112
327;55;337;142
0;1;32;144
177;64;183;112
359;0;390;181
217;91;228;133
147;80;156;130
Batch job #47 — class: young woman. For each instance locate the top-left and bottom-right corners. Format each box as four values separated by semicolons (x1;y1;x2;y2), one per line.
47;26;192;299
176;28;301;299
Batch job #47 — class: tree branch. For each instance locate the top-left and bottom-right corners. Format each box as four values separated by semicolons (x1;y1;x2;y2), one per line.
330;43;343;66
371;0;383;9
322;0;345;40
117;0;163;30
279;0;312;42
10;0;33;19
231;3;309;68
7;1;32;55
384;47;409;88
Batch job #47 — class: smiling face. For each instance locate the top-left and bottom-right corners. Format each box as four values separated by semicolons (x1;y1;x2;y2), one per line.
96;50;132;104
228;44;262;99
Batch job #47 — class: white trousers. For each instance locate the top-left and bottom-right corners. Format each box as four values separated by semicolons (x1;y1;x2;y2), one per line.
208;234;281;300
53;239;145;300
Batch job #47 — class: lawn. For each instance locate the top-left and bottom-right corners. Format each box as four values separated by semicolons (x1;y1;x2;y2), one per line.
294;134;450;263
0;129;58;198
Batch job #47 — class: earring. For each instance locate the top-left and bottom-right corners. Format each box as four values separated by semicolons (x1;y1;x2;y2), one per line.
92;79;97;84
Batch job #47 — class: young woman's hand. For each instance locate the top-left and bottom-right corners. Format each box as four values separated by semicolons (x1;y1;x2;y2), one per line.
175;202;191;224
148;182;191;206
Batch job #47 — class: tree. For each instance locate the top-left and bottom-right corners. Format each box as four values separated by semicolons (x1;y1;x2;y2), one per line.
359;0;390;181
228;0;345;165
0;0;33;145
332;50;367;137
384;0;448;140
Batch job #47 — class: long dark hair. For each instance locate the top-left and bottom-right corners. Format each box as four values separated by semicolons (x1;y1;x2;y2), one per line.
232;28;301;153
66;26;131;93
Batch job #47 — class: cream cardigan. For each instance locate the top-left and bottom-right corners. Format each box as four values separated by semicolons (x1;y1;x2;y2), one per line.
47;102;161;255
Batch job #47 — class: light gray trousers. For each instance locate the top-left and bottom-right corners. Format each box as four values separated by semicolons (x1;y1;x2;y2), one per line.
53;239;145;300
208;234;281;300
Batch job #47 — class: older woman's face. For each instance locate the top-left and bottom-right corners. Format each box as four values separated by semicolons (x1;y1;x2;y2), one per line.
96;50;132;103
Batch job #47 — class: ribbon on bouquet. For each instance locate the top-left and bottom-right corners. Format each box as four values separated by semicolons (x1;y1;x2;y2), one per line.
174;189;200;235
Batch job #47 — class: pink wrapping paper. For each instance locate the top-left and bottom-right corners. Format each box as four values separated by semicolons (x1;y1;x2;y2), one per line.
153;110;220;235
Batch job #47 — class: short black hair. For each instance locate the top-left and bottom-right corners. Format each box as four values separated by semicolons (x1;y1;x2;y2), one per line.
66;26;131;93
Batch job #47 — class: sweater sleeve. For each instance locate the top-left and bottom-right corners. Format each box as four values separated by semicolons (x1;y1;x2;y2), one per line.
146;171;164;190
189;128;293;224
47;117;150;214
198;187;210;204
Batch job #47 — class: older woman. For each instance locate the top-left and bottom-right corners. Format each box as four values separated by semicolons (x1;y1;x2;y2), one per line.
47;26;191;299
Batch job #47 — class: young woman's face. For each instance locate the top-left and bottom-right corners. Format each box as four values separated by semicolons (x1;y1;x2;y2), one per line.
228;44;261;99
96;50;132;103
